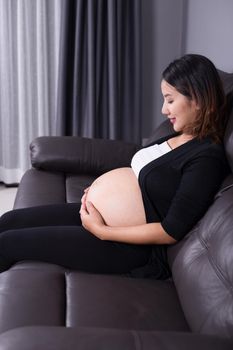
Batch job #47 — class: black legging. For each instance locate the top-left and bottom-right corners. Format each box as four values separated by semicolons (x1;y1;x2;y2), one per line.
0;204;151;274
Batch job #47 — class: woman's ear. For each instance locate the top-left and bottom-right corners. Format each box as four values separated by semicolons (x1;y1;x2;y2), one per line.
192;99;200;111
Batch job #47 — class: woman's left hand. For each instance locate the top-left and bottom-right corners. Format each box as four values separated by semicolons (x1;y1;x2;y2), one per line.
80;201;106;239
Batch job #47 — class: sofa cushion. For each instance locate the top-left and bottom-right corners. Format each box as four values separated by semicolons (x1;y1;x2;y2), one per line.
30;136;139;175
65;271;189;331
14;169;96;209
168;174;233;339
0;262;66;334
0;327;232;350
14;169;66;209
65;173;95;203
0;262;189;334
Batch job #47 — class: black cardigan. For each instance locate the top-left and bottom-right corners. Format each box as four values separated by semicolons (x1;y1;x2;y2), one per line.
139;134;229;241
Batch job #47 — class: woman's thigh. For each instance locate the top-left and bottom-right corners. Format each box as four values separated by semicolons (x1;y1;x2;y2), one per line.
0;203;81;233
0;226;151;274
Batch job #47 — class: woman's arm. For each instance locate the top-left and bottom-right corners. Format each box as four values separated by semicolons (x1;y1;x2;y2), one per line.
80;201;176;245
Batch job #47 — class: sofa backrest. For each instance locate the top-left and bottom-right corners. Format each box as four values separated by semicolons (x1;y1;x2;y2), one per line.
167;71;233;339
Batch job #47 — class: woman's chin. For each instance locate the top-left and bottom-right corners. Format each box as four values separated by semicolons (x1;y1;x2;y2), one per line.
172;124;179;132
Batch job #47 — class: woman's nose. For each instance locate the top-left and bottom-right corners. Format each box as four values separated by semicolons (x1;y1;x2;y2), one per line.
161;102;168;115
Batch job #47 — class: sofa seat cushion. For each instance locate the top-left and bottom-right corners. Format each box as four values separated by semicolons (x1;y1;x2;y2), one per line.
0;327;232;350
14;169;96;209
65;271;189;331
0;262;189;334
0;262;66;334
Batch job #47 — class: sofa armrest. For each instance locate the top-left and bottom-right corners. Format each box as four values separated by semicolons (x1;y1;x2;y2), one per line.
0;327;231;350
30;136;140;175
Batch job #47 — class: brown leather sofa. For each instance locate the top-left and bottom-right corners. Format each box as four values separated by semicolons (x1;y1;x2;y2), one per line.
0;71;233;349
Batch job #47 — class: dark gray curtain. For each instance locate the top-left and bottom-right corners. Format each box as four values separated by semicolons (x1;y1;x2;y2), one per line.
56;0;142;144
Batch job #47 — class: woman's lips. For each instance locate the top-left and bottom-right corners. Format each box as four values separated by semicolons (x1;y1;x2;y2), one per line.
169;118;176;124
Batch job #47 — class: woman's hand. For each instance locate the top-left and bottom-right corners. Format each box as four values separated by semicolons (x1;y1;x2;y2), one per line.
79;188;176;245
80;201;106;240
81;187;90;210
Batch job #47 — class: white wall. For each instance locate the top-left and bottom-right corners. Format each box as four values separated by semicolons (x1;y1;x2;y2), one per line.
141;0;184;138
142;0;233;139
185;0;233;72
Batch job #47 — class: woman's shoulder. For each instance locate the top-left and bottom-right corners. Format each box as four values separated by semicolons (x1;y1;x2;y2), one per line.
196;137;226;156
187;138;230;173
174;137;229;172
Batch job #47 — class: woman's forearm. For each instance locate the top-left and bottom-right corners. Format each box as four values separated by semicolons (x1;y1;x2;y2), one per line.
96;222;177;245
80;201;177;245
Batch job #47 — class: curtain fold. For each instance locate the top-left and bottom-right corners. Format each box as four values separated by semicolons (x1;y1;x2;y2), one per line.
56;0;142;144
0;0;62;184
0;0;142;185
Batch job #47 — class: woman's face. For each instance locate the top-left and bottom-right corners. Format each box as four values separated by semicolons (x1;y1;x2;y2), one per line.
161;79;199;134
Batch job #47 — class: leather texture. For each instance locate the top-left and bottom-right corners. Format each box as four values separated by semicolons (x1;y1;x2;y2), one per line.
14;169;66;208
14;169;96;208
168;174;233;338
0;327;232;350
30;136;139;174
0;263;66;334
0;262;188;333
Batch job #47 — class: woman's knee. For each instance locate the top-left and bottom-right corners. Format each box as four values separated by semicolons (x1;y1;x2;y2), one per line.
0;209;19;233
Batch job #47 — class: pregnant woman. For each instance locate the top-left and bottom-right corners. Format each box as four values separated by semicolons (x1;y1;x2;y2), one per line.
0;54;229;278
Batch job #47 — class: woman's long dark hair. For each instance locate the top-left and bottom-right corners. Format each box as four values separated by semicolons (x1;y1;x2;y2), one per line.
162;54;227;143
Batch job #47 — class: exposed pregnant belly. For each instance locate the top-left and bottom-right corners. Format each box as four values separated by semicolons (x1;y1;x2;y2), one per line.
86;167;146;227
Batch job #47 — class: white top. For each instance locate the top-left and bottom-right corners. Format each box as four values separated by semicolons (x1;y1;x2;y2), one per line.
131;141;172;178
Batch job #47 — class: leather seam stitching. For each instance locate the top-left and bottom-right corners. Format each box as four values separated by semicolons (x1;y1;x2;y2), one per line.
197;233;233;296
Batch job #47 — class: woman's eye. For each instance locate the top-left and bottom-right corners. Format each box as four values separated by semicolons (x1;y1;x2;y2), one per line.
168;100;173;104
